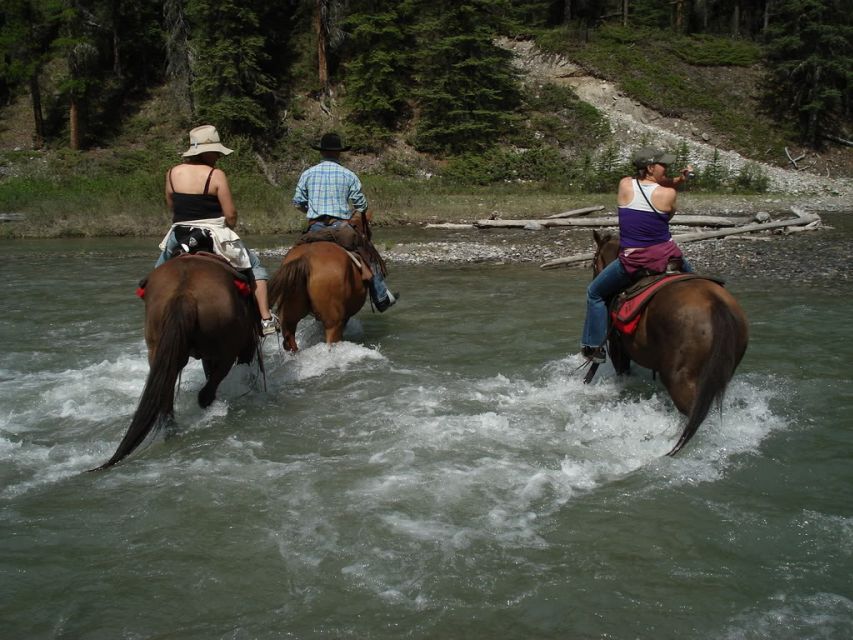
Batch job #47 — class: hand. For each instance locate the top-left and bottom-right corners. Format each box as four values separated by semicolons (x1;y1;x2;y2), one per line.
680;165;695;180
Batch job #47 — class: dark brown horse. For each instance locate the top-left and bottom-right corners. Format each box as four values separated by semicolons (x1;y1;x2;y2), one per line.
268;241;367;351
93;255;261;470
592;231;749;455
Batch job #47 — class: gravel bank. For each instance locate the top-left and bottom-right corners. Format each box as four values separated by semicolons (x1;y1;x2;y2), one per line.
376;205;852;289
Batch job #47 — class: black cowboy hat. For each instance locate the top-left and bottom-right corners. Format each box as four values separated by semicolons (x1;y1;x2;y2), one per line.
312;132;351;152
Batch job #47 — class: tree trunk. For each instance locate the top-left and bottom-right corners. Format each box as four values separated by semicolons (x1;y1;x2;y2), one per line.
70;95;80;150
731;1;740;37
315;0;329;96
674;0;684;32
29;74;45;149
622;0;629;26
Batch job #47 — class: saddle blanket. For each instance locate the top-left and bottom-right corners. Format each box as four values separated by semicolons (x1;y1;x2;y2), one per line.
611;273;722;335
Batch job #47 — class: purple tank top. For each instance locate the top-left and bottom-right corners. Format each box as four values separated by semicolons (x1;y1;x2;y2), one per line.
617;181;672;248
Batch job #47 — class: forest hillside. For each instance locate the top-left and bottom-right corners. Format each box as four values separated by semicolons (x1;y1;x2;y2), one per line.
0;1;850;237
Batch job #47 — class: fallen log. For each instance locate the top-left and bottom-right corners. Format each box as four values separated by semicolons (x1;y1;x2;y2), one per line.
476;214;749;229
539;211;821;270
424;222;476;229
545;205;605;219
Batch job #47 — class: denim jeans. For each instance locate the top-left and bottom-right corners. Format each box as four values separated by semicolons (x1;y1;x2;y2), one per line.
580;257;694;348
155;231;268;280
308;219;390;302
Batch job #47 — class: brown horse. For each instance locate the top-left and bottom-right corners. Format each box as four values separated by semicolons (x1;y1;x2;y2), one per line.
93;255;261;470
592;230;749;455
268;241;367;351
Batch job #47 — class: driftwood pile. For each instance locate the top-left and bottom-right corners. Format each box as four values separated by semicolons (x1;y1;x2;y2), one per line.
424;205;823;270
538;206;821;269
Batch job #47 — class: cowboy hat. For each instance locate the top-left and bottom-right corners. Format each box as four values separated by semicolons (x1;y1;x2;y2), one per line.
182;125;233;157
311;132;351;152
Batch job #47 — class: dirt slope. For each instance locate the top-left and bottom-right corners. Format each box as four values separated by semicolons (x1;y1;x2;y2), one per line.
503;39;852;203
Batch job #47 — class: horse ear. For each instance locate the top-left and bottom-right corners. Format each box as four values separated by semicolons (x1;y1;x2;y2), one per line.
593;229;604;246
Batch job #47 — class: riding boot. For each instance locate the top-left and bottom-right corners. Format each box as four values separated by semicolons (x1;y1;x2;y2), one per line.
369;263;397;312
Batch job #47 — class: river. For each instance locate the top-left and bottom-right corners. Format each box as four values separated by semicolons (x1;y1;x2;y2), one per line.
1;222;851;639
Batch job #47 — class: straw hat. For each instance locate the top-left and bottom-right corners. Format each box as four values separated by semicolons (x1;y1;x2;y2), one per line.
182;125;233;157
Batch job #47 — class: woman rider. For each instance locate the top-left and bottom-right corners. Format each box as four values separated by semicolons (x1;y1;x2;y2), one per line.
580;146;693;363
156;125;278;336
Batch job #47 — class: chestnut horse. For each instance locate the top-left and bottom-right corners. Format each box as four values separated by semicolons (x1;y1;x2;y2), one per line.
268;241;367;351
592;231;749;455
93;255;261;470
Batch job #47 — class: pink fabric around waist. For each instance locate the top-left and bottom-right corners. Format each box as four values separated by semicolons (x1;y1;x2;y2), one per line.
619;240;683;276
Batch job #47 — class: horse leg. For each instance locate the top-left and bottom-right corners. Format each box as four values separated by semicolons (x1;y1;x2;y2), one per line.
324;323;345;344
660;368;698;416
198;358;231;408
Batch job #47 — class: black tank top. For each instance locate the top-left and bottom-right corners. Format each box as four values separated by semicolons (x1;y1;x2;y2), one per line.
169;168;223;223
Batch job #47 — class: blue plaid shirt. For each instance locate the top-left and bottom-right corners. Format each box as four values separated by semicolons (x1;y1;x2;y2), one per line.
292;160;367;220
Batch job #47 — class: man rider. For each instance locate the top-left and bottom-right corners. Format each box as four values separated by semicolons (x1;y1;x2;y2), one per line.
292;132;397;312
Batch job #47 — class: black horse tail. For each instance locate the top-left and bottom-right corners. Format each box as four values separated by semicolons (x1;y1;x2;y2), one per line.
92;292;196;470
269;255;310;312
667;299;742;456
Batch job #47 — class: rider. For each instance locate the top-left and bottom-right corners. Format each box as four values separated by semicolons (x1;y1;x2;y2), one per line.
580;146;694;363
157;124;279;336
292;132;398;312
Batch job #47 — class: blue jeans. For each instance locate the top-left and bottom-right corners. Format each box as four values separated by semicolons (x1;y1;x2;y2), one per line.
581;257;693;348
155;231;268;281
308;219;390;302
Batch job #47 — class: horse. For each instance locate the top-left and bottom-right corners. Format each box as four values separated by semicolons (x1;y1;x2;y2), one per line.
92;254;261;470
591;230;749;456
268;241;367;351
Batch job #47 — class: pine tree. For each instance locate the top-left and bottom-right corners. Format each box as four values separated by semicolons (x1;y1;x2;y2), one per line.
411;0;521;154
763;0;851;147
186;0;275;134
342;0;415;142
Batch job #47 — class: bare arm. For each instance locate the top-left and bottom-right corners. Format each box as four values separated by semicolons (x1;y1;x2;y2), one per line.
658;164;694;189
212;169;238;228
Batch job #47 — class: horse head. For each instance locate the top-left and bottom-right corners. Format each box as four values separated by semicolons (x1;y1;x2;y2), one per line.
592;230;620;276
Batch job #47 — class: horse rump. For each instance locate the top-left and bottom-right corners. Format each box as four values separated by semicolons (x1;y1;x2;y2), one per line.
667;298;746;456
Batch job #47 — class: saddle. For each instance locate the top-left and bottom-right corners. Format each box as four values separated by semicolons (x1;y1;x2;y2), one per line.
295;213;386;281
138;252;254;299
610;272;725;335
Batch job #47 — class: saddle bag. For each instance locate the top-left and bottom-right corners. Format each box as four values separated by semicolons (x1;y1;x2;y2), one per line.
172;225;214;257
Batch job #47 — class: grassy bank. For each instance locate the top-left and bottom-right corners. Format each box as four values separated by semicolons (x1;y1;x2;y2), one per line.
1;143;778;239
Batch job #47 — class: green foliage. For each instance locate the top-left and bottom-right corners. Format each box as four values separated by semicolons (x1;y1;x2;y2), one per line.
522;82;609;149
668;34;762;66
411;0;522;153
762;0;852;147
187;0;277;135
342;2;415;135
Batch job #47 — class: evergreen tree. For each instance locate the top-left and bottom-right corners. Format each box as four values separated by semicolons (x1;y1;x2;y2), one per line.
763;0;851;147
342;0;415;142
186;0;275;134
411;0;521;154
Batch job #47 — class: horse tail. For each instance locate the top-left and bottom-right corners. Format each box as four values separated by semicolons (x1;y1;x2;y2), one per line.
269;255;310;312
667;299;743;456
92;292;196;470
